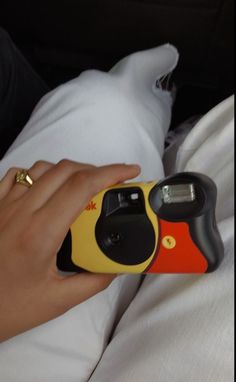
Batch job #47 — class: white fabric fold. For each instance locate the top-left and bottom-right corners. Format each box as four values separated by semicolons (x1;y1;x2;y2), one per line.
88;96;234;382
0;44;178;382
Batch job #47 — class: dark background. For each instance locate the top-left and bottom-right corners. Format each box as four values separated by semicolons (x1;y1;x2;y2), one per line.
0;0;234;127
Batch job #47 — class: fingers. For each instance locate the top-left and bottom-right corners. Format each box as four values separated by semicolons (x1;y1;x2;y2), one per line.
23;160;95;210
37;163;140;245
1;160;140;254
0;167;21;201
86;163;141;194
53;272;117;311
3;160;95;206
4;161;54;202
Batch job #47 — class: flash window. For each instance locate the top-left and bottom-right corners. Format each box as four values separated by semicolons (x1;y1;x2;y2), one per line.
161;184;196;204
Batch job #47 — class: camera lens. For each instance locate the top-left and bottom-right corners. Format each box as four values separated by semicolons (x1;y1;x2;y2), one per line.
104;232;123;247
110;233;121;244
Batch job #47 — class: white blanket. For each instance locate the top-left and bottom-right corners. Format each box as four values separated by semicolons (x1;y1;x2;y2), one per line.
89;96;234;382
0;44;234;382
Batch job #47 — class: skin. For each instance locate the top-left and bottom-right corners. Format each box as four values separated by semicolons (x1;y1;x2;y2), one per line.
0;159;140;343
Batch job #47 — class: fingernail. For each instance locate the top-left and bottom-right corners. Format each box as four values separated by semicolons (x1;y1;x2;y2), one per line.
127;164;141;169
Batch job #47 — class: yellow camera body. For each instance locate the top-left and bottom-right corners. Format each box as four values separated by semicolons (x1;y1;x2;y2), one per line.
57;172;224;274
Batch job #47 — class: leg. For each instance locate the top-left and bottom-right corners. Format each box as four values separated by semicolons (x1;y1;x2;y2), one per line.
0;28;49;158
88;96;234;382
0;44;179;381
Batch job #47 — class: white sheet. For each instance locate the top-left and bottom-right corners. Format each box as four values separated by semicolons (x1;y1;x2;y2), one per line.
89;96;234;382
0;44;179;381
0;43;234;381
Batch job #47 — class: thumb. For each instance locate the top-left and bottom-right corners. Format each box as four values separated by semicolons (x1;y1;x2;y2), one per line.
55;272;117;311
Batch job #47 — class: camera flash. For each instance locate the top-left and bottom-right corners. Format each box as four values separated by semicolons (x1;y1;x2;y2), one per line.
161;183;196;204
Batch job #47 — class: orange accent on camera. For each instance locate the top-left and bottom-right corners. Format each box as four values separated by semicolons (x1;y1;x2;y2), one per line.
147;220;208;273
85;201;97;211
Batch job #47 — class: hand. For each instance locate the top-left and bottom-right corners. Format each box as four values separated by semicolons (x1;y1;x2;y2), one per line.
0;159;140;342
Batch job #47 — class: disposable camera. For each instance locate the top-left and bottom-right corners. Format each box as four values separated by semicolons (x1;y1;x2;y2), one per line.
57;172;224;274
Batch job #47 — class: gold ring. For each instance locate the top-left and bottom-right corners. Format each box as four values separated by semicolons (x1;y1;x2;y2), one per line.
15;169;34;188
